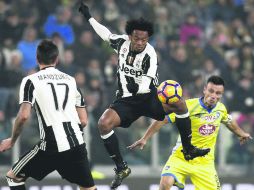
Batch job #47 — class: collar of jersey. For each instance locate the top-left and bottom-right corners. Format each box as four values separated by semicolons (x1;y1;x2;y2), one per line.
129;43;146;54
40;66;55;70
199;97;216;113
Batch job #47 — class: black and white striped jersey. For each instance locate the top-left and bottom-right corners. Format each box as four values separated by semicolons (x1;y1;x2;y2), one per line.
19;67;85;152
109;34;159;98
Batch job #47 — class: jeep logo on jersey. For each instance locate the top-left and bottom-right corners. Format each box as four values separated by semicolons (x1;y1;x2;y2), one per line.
199;124;216;136
120;64;142;78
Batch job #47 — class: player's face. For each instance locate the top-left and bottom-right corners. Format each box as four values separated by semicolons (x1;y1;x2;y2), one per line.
129;30;149;53
203;82;224;107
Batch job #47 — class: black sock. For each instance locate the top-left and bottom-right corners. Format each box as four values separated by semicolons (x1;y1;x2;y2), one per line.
175;116;192;150
102;132;126;170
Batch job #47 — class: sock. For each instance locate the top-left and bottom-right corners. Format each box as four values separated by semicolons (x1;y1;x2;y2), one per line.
101;131;126;170
6;176;26;190
175;112;192;150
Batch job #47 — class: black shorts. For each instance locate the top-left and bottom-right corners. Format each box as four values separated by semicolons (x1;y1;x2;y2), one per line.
12;143;94;188
110;87;166;128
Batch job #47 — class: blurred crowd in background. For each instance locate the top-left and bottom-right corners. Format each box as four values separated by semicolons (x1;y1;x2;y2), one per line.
0;0;254;175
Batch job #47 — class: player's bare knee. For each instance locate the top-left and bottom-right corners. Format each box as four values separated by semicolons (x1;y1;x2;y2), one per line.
98;117;113;135
160;176;173;190
6;170;15;179
162;99;188;115
6;170;26;182
6;172;26;188
159;183;169;190
173;99;188;115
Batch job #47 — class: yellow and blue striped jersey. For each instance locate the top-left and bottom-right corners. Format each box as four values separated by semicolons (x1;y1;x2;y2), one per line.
167;97;231;164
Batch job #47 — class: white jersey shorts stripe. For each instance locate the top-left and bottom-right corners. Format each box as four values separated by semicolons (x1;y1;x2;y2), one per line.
12;145;40;175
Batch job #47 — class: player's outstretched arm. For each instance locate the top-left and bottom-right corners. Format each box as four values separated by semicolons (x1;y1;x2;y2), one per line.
127;119;167;150
225;119;252;145
78;1;92;21
78;1;112;42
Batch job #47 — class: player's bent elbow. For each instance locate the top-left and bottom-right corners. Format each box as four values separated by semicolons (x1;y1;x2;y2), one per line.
17;113;30;124
80;120;88;128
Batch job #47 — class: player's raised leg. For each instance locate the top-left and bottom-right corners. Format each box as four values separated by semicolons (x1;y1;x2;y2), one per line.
98;108;131;189
162;99;210;160
158;81;210;160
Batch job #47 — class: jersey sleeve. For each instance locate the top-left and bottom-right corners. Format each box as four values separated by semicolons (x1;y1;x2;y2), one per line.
109;34;128;53
143;48;158;79
76;88;86;107
89;18;112;41
19;78;35;105
220;103;232;124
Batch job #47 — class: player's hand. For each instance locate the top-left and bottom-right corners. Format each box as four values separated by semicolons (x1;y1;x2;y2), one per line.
127;139;147;150
78;1;92;21
239;133;252;145
0;138;13;152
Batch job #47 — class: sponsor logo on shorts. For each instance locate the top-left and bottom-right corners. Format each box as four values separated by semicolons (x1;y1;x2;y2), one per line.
199;124;216;136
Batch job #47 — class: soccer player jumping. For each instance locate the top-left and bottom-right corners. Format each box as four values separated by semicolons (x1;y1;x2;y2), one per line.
79;2;210;189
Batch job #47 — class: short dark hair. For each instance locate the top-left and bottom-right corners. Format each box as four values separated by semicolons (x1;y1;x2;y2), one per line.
207;75;225;86
125;17;154;36
36;39;59;65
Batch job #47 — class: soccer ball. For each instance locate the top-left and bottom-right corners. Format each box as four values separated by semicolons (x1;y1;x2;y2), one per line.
157;80;183;104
